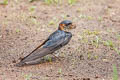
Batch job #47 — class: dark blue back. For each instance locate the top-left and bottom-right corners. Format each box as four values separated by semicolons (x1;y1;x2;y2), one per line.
43;30;72;50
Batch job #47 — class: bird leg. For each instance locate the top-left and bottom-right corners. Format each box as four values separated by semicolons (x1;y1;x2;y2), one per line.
52;53;61;61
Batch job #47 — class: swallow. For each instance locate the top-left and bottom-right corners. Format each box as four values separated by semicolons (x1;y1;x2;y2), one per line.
16;20;76;67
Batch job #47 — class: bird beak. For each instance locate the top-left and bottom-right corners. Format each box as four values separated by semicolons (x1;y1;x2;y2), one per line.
69;24;76;29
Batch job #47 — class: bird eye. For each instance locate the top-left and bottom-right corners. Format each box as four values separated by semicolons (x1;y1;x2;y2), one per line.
66;23;72;26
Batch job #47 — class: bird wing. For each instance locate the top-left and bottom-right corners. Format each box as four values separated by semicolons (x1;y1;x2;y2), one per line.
16;31;72;66
16;39;51;67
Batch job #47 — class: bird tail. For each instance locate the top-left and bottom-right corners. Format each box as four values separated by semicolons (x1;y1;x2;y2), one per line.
16;58;42;67
16;61;26;67
16;48;53;67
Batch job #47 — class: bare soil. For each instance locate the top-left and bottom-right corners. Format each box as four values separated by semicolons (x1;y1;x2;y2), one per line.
0;0;120;80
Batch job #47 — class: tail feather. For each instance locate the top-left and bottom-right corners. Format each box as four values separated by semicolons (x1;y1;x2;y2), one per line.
16;48;54;67
16;62;26;67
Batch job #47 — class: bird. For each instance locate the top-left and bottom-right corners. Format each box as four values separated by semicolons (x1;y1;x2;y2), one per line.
16;20;76;67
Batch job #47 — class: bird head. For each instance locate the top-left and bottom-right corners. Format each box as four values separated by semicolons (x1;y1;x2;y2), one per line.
58;20;76;31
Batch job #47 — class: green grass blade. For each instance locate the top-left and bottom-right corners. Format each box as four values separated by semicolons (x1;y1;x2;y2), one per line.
113;64;118;80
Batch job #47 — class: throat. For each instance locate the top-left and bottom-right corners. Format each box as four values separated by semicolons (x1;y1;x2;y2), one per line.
58;26;64;31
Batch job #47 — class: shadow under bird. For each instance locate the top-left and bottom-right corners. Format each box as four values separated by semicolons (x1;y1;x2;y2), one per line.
16;20;76;67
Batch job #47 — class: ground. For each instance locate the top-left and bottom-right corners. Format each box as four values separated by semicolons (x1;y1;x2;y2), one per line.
0;0;120;80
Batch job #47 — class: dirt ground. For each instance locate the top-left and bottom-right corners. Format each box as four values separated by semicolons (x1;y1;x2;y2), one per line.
0;0;120;80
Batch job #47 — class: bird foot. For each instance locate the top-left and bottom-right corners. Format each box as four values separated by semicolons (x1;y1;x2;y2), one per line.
52;54;61;61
